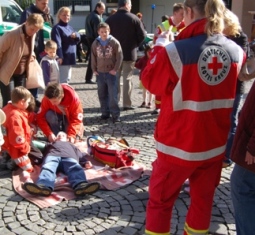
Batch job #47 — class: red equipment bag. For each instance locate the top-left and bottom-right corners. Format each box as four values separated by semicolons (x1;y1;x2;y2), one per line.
87;136;139;168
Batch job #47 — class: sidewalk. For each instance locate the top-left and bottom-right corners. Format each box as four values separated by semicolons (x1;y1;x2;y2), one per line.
0;63;237;235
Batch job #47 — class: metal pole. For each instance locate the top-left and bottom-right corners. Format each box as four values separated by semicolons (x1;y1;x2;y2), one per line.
151;4;156;33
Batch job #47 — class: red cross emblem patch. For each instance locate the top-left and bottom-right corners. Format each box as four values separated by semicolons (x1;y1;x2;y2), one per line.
16;136;25;144
198;46;230;85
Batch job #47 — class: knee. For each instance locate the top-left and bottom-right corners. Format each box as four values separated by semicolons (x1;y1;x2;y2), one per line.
45;110;57;123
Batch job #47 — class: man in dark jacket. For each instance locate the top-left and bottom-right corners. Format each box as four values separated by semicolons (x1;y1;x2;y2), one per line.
85;2;105;84
20;0;54;103
230;80;255;235
20;0;54;62
106;0;146;110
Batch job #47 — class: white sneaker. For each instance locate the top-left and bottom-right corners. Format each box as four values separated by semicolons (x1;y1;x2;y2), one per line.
184;186;190;194
184;179;190;186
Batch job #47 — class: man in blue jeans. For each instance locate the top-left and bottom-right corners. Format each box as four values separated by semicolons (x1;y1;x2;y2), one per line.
23;132;100;197
230;79;255;235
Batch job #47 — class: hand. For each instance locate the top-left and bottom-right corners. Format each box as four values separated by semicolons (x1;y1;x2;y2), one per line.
109;70;117;75
70;32;76;39
57;58;63;65
85;161;93;169
30;124;38;137
93;71;99;75
48;133;56;142
238;73;252;82
68;136;75;143
245;151;255;165
30;56;36;62
26;167;34;173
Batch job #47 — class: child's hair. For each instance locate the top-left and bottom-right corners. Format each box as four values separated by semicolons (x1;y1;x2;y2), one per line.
44;82;64;99
56;7;71;23
45;40;57;50
26;95;35;112
11;86;32;104
97;22;110;31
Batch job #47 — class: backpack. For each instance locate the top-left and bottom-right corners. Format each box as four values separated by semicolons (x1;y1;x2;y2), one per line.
87;136;139;168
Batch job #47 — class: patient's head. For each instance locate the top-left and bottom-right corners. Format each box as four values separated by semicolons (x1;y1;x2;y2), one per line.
56;132;67;141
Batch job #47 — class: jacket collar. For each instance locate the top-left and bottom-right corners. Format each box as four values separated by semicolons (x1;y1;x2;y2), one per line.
176;18;207;41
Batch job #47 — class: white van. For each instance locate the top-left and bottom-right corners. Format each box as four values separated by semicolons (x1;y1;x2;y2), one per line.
0;0;51;38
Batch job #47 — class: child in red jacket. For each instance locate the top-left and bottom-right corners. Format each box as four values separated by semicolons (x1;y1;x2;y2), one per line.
135;45;153;109
2;87;36;172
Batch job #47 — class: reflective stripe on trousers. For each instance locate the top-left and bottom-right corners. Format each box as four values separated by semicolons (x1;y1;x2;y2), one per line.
14;155;33;171
184;222;209;235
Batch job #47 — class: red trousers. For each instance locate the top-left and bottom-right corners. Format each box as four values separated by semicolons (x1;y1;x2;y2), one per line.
145;152;222;235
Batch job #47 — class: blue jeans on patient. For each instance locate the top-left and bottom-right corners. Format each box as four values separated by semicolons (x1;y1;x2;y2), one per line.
37;155;87;190
97;72;120;118
224;93;243;164
231;164;255;235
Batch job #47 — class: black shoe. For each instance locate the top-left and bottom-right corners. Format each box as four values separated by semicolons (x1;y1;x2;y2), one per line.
113;117;121;123
85;80;96;84
100;115;110;120
151;109;160;115
74;182;100;196
23;182;52;197
78;59;83;62
123;106;136;111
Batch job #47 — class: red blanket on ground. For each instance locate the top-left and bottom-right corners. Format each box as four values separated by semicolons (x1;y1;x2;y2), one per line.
12;140;149;208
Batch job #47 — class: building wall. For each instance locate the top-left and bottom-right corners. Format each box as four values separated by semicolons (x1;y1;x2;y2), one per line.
49;0;255;38
140;0;176;33
232;0;255;40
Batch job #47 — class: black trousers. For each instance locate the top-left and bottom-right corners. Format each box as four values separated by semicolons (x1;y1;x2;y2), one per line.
85;37;95;82
0;73;26;107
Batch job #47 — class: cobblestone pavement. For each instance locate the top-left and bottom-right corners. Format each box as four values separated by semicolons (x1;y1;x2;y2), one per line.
0;62;240;235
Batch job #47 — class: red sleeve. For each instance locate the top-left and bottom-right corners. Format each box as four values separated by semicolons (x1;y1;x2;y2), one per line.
62;85;84;138
66;99;84;139
8;115;30;155
141;45;178;96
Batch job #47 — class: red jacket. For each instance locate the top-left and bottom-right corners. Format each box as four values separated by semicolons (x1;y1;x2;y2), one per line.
2;104;35;159
142;19;245;167
37;84;84;139
231;81;255;173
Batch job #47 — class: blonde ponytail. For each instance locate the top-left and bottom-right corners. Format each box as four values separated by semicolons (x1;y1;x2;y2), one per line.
205;0;226;36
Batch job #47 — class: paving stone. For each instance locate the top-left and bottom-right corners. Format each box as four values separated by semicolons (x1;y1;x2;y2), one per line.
6;221;21;230
0;64;242;234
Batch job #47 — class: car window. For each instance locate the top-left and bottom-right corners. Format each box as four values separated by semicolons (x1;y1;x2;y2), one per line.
1;1;22;24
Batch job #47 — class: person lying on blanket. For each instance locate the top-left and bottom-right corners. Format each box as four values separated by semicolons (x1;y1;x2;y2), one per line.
23;131;100;197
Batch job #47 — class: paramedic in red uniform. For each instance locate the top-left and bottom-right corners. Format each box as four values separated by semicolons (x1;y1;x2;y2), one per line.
142;0;245;234
152;2;185;115
37;83;84;143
